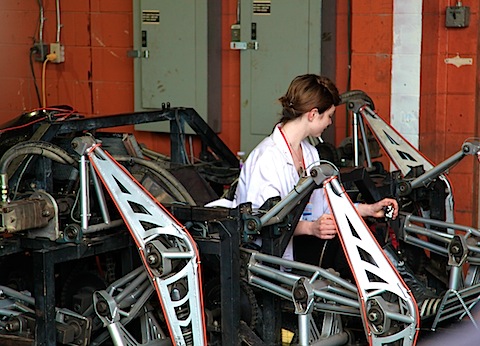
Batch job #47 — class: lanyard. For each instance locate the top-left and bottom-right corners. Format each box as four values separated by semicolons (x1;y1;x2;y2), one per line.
278;126;306;176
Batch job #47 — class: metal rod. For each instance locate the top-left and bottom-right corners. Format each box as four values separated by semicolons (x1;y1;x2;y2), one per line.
260;175;314;226
358;113;373;168
410;150;465;189
80;155;89;231
90;161;111;224
353;112;359;167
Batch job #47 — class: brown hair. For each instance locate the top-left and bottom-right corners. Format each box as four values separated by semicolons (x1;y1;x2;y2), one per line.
278;74;340;124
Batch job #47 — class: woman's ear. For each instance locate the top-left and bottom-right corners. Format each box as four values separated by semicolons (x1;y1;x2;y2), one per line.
308;108;318;121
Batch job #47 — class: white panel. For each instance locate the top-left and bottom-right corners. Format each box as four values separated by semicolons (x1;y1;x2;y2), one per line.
391;1;422;148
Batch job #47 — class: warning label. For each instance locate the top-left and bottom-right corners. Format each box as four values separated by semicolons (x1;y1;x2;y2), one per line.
253;1;271;15
142;10;160;24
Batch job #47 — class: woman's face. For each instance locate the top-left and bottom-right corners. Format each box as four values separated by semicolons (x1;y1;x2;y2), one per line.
310;105;335;137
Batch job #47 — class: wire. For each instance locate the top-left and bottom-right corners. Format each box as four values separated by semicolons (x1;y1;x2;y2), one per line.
11;155;34;201
41;54;57;108
0;107;77;135
29;48;42;107
41;58;49;108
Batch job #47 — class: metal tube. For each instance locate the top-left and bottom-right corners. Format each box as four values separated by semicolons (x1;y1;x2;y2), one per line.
250;251;357;291
55;0;61;42
115;271;150;302
298;314;309;346
449;266;462;291
384;310;415;324
312;332;349;346
353;112;359;167
249;276;291;300
407;213;480;235
260;176;314;226
249;264;298;286
403;235;448;256
80;155;90;231
358;113;373;168
90;162;111;224
107;266;146;295
83;219;124;234
404;224;452;244
410;150;465;189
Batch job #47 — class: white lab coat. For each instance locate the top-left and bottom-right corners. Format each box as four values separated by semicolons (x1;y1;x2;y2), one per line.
234;124;330;261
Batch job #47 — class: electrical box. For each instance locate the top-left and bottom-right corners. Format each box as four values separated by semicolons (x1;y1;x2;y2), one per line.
236;0;323;154
445;5;470;28
132;0;221;133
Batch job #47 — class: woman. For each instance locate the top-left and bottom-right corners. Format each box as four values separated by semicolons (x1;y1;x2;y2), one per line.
234;74;398;271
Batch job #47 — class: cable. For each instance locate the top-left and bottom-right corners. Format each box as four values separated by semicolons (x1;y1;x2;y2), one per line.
29;48;42;107
41;53;58;108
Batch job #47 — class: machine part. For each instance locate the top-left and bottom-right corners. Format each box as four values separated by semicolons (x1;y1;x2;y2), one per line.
55;309;92;346
0;285;92;345
448;235;469;267
356;103;455;223
292;277;314;315
202;278;259;331
59;269;107;315
77;136;206;346
340;90;376;110
0;192;55;234
243;248;363;342
324;176;419;345
24;190;60;240
113;155;196;205
397;212;480;328
93;289;172;346
62;223;82;242
87;266;169;346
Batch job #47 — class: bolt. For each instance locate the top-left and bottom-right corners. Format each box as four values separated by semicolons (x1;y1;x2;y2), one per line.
5;319;19;332
368;311;378;322
293;286;307;300
96;301;108;315
147;254;158;265
451;245;460;254
66;227;78;239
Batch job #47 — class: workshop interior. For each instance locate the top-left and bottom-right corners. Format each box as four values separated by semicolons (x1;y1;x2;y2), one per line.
0;1;479;345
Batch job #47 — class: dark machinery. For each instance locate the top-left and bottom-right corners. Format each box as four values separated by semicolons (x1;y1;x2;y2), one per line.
0;97;479;346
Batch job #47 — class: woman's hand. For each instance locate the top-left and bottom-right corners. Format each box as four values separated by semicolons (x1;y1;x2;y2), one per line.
309;214;337;239
357;198;399;220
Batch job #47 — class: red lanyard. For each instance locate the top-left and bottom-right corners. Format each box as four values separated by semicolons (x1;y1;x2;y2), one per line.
278;126;305;172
